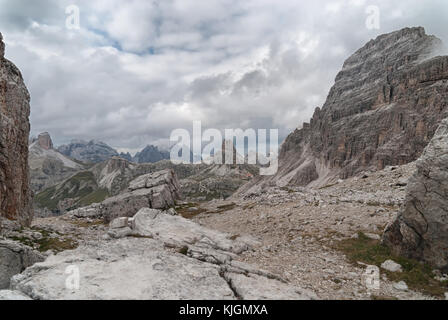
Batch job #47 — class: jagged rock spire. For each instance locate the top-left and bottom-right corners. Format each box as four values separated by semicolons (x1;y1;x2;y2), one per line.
37;132;54;150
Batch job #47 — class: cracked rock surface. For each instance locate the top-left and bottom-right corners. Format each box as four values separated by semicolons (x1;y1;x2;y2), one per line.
9;208;315;300
383;118;448;271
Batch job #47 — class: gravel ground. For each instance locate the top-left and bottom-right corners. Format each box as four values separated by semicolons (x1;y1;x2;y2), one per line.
193;163;439;300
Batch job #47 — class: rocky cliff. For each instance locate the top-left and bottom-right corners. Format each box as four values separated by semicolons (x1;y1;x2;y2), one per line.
247;27;448;191
0;32;32;226
383;118;448;272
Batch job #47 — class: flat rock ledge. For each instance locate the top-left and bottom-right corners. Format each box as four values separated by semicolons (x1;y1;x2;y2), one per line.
9;208;317;300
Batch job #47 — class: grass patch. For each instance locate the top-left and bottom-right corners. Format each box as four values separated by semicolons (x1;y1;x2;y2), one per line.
335;232;448;298
36;237;78;253
175;203;207;219
78;188;109;206
177;246;189;255
34;171;110;212
10;231;78;253
319;183;338;190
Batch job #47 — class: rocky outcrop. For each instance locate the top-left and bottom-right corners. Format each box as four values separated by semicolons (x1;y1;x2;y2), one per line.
248;27;448;191
66;169;182;221
57;139;119;163
101;169;182;222
0;32;32;226
383;118;448;271
10;208;316;300
133;145;169;164
37;132;53;150
0;240;45;289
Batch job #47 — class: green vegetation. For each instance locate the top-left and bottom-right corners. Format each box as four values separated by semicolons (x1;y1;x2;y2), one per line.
78;188;109;206
177;246;189;255
335;232;448;298
11;228;78;253
34;171;109;212
34;186;58;209
175;202;207;219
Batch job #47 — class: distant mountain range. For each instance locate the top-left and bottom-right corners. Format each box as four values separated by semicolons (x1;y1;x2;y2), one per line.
56;139;170;164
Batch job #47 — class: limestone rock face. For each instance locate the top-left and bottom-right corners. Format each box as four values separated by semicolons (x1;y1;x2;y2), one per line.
0;32;32;226
10;208;316;300
383;118;448;271
249;27;448;190
0;240;44;289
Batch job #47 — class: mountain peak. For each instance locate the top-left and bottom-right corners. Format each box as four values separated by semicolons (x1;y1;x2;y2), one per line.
37;132;53;150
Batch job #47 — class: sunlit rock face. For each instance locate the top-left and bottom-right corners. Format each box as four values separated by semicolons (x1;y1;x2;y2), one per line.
383;118;448;272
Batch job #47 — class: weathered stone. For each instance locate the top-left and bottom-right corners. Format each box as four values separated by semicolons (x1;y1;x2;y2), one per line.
0;240;45;289
102;169;181;222
0;31;32;226
223;272;317;300
10;210;314;300
383;118;448;271
107;226;133;239
109;217;129;229
131;208;251;254
381;260;403;273
68;204;102;218
393;281;408;291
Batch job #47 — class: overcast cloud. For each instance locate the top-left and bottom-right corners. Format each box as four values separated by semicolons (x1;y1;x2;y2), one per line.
0;0;447;154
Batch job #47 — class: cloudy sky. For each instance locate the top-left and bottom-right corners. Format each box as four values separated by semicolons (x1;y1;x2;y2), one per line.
0;0;447;154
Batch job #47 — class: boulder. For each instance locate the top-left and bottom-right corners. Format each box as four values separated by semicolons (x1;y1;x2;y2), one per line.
381;260;403;273
101;169;181;222
0;240;45;289
383;118;448;271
